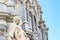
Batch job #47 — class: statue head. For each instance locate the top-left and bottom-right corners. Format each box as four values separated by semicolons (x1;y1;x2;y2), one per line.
13;16;22;26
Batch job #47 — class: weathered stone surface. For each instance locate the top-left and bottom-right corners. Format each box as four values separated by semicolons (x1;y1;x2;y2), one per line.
0;35;5;40
0;0;48;40
0;3;8;12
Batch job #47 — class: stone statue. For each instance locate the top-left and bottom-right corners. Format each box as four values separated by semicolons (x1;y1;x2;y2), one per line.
0;19;8;40
6;16;27;40
0;24;6;40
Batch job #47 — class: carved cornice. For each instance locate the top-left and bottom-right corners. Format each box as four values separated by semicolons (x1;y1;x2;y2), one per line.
42;27;49;32
46;28;49;31
0;12;10;16
0;2;15;8
0;12;13;22
38;20;45;24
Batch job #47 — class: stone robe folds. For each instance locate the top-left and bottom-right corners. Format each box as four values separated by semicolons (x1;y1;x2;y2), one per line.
15;25;27;40
6;23;27;40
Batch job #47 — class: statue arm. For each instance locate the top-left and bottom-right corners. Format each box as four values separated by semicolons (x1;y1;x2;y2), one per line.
6;23;16;37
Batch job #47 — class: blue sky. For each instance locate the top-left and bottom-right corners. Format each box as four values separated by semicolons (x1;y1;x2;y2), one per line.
39;0;60;40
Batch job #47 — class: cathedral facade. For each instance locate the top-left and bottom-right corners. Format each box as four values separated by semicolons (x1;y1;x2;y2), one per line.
0;0;48;40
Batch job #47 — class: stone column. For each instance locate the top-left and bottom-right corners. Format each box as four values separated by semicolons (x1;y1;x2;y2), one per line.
15;3;20;16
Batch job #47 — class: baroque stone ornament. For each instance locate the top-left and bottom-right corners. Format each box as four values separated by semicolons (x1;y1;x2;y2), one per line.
0;0;48;40
5;16;27;40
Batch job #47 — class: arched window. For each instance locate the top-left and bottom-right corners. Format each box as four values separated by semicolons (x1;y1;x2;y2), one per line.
28;11;33;31
29;12;33;29
28;12;37;31
33;15;37;31
34;16;36;24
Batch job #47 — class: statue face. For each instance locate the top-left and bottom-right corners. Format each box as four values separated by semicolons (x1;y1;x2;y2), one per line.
15;19;20;25
13;16;22;26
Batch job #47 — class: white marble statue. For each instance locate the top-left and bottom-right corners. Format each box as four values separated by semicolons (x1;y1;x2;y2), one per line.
0;24;7;40
0;19;8;40
6;16;27;40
